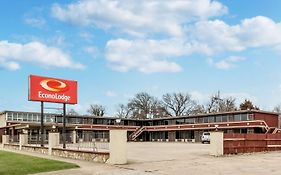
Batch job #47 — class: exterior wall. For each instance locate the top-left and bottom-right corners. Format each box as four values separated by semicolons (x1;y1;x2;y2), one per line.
0;113;6;127
224;133;281;154
254;112;278;128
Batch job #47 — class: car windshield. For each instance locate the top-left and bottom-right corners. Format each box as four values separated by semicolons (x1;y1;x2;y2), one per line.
203;133;210;135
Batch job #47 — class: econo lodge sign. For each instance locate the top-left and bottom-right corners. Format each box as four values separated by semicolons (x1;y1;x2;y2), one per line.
29;75;77;104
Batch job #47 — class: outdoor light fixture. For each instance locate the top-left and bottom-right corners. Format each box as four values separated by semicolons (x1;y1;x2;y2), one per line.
214;124;219;131
115;118;121;124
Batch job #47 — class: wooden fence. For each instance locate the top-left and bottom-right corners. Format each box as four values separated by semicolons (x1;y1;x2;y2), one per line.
224;133;281;154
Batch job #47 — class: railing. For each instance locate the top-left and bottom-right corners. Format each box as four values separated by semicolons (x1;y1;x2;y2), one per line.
9;135;19;144
58;132;109;152
28;134;48;146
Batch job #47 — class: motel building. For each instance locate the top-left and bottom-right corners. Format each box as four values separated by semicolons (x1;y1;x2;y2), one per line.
0;109;280;143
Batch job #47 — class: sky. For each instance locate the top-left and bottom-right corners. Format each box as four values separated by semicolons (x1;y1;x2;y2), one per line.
1;0;281;116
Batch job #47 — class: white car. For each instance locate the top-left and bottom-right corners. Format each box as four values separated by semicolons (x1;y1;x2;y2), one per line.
201;132;210;144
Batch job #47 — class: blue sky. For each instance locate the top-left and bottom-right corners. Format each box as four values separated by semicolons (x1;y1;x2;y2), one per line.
1;0;281;116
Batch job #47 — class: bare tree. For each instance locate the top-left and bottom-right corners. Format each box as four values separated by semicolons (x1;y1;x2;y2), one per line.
207;92;237;113
273;104;281;113
115;104;131;118
219;97;237;112
189;104;205;115
162;92;197;116
87;104;106;116
239;99;259;110
67;108;79;116
206;92;222;113
127;92;167;119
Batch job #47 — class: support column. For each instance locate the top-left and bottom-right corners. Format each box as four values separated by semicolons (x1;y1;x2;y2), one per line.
168;131;176;142
48;132;60;155
2;135;9;148
19;134;28;150
108;130;127;165
72;130;77;144
209;132;224;156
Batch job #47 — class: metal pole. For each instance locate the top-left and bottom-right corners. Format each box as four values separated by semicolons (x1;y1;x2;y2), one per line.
63;103;66;148
40;101;44;147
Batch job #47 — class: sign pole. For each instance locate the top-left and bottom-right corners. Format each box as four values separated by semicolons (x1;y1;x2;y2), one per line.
63;103;66;149
40;101;44;147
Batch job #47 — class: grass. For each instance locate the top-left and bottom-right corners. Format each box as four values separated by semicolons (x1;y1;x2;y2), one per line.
0;150;79;175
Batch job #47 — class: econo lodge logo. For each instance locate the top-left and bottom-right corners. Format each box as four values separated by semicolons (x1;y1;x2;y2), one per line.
40;79;69;92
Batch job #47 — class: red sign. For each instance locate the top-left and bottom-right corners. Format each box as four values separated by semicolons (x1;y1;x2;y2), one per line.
29;75;77;104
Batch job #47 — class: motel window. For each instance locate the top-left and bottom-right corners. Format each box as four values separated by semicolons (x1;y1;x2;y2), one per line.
216;116;222;122
83;118;89;124
228;115;234;122
176;119;184;124
203;117;209;123
92;119;97;124
17;113;23;121
56;117;63;123
32;114;36;122
185;118;195;124
234;114;240;121
23;114;28;121
208;116;215;123
240;114;248;121
7;113;12;121
198;117;203;123
222;115;228;122
77;118;82;124
248;114;254;120
88;118;93;124
44;115;50;122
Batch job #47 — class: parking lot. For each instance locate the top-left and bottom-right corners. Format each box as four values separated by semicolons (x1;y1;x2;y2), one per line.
34;142;281;175
121;142;281;175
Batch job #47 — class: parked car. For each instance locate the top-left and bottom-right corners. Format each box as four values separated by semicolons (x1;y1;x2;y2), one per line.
201;132;210;144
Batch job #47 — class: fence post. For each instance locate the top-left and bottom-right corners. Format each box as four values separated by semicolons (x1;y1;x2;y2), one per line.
2;135;9;148
19;134;28;150
48;132;60;155
210;132;224;156
108;129;127;165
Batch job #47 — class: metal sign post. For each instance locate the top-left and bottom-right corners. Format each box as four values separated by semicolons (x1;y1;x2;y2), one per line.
63;103;66;148
40;101;44;147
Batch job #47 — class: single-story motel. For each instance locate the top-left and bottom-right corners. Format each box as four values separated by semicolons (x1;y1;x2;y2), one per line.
1;109;280;143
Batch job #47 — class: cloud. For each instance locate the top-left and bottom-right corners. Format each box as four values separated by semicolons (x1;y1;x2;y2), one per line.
0;60;20;71
105;91;117;97
51;0;227;37
0;40;84;70
24;17;46;29
189;16;281;54
51;0;281;74
208;56;245;70
105;38;185;73
84;46;100;59
79;32;94;42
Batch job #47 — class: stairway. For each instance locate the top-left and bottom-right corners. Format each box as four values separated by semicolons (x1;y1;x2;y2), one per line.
129;126;146;141
266;127;278;134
